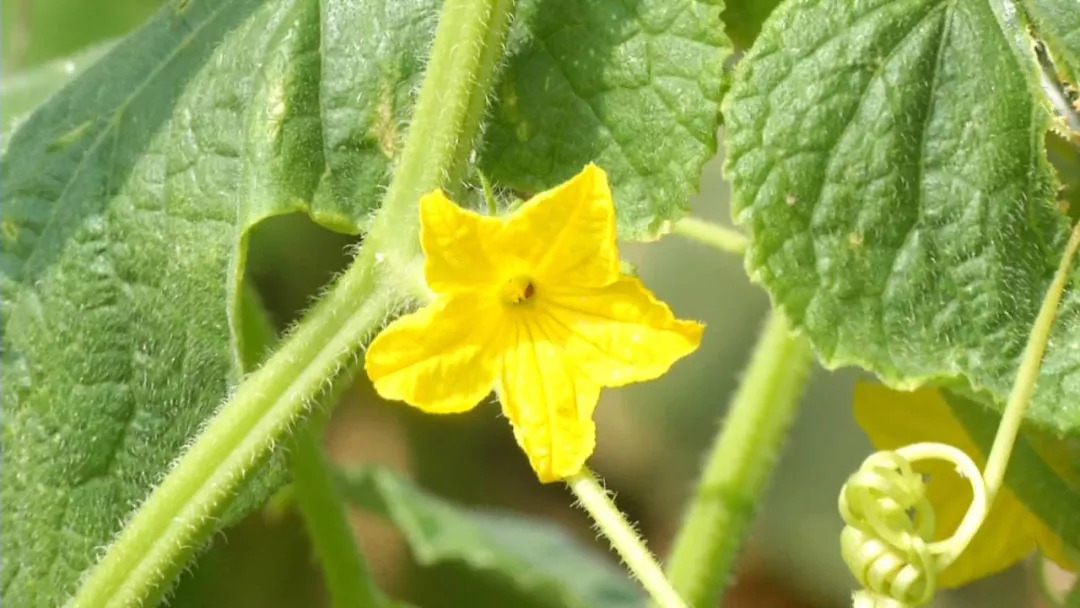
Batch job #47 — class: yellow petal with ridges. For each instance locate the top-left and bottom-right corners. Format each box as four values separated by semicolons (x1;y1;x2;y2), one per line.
498;163;619;289
853;384;1040;587
419;190;503;293
366;294;504;413
497;318;600;483
537;276;703;387
368;164;706;485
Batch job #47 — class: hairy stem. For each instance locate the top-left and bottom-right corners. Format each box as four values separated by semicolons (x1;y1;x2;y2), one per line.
366;0;515;256
69;0;516;604
665;313;813;608
566;468;687;608
290;421;383;608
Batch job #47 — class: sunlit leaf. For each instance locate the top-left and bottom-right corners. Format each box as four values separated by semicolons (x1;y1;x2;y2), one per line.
726;0;1080;438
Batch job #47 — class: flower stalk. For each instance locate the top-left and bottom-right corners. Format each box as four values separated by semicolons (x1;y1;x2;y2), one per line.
566;468;687;608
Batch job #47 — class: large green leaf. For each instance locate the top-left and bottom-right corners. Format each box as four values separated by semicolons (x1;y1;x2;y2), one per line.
338;466;645;608
725;0;1080;437
319;0;731;240
0;0;371;602
1023;0;1080;86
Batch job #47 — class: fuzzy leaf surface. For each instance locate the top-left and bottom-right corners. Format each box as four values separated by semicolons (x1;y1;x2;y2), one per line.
726;0;1080;436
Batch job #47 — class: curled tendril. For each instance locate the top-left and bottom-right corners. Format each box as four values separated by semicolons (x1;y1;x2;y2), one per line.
838;442;988;607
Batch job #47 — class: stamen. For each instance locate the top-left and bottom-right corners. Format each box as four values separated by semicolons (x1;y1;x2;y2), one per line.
501;275;536;305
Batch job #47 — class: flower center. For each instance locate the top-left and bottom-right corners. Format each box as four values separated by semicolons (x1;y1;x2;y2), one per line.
501;275;536;305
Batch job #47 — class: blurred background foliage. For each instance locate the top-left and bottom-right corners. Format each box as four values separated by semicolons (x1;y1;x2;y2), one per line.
0;0;1045;605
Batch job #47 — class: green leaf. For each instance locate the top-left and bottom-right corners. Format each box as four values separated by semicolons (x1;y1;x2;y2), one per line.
318;0;732;240
725;0;1080;437
0;0;367;602
1023;0;1080;86
0;41;114;139
338;466;645;608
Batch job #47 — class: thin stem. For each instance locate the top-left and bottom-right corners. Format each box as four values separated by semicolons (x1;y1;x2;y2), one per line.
671;216;748;255
70;0;516;604
981;222;1080;505
290;420;383;608
566;468;688;608
665;312;814;608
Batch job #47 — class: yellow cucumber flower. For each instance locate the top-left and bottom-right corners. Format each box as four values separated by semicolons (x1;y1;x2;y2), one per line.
854;383;1076;587
364;164;704;482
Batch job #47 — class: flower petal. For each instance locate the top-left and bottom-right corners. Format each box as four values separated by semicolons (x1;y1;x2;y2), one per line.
420;190;503;293
497;318;601;483
365;294;504;413
536;276;703;388
853;384;1038;587
498;163;619;288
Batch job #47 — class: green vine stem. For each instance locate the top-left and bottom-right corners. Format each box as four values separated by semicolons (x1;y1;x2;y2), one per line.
671;216;748;255
68;0;516;605
289;420;383;608
665;312;814;608
566;467;688;608
243;283;383;607
366;0;515;258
